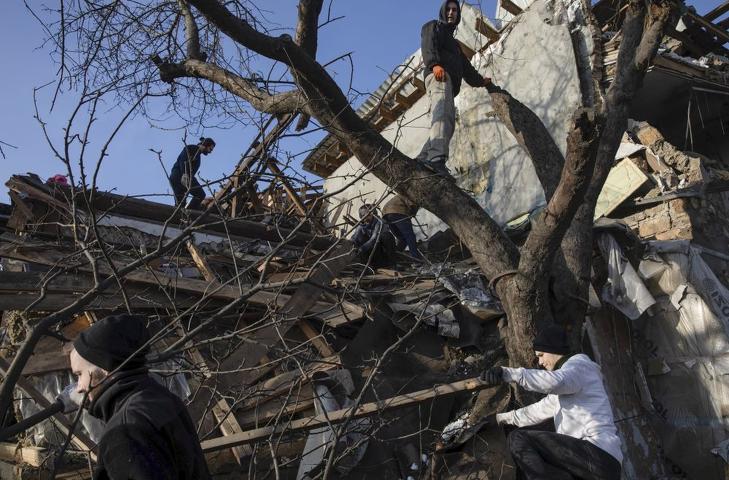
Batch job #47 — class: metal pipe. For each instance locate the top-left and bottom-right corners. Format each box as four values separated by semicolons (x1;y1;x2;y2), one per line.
0;400;63;442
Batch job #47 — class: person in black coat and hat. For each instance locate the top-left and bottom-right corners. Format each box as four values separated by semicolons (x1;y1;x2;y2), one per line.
69;314;211;480
169;137;216;210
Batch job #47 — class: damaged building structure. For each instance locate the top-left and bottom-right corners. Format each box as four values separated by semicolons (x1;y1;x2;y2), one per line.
1;0;729;478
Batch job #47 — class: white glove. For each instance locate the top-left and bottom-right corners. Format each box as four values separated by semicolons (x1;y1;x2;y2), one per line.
56;383;84;414
180;174;191;189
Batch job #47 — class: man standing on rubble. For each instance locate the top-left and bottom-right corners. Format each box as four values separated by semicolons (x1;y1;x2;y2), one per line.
418;1;495;177
481;325;622;479
383;194;423;260
169;137;216;210
67;314;211;479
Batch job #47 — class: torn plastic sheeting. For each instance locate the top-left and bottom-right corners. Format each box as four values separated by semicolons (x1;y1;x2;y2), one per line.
149;356;192;400
643;240;729;336
296;370;369;479
16;372;105;446
388;302;460;338
634;245;729;478
597;233;656;320
437;269;502;319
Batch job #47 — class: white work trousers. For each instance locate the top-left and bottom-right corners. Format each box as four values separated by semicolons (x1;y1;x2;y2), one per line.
415;73;456;165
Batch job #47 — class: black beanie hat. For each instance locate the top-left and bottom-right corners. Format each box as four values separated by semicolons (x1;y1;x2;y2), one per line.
533;324;570;355
73;314;150;372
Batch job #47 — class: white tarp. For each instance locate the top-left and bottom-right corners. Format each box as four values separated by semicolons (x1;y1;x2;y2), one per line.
597;233;656;319
296;370;369;479
633;240;729;478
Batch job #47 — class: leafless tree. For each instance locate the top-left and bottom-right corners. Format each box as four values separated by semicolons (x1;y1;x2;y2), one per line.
0;0;683;475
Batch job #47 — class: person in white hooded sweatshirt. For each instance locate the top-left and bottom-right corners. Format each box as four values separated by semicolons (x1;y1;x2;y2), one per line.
481;325;622;480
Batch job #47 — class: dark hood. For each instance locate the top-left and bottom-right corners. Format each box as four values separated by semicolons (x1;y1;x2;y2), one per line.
439;0;461;29
88;369;153;422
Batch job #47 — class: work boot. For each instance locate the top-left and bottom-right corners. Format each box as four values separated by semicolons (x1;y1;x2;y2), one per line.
422;160;454;180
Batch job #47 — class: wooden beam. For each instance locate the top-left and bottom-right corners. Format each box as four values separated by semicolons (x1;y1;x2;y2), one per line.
201;378;495;452
0;271;212;311
705;1;729;22
500;0;523;16
236;384;315;430
176;324;252;463
22;351;70;376
265;159;308;217
298;320;335;357
410;76;426;93
685;10;729;43
0;241;361;322
7;175;331;250
0;358;96;459
211;399;251;463
226;244;356;388
214;115;296;203
0;443;47;467
185;241;217;283
236;356;339;413
475;16;500;43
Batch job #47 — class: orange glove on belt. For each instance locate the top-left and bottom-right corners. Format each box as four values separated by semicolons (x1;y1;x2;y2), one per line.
432;65;446;82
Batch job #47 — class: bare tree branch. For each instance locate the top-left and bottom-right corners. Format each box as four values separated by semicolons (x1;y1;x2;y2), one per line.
178;0;204;60
153;57;308;115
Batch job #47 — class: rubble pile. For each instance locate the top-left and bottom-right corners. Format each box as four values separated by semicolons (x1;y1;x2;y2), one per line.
0;0;728;478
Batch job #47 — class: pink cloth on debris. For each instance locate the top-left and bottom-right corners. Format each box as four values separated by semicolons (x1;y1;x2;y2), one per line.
46;174;68;185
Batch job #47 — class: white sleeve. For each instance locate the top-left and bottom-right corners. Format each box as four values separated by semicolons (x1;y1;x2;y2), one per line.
496;395;558;427
502;363;582;395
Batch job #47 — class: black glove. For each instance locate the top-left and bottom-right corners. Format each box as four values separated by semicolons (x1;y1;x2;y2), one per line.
485;83;502;94
480;366;504;386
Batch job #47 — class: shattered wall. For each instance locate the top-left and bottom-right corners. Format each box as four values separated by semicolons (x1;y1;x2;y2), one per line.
323;0;590;236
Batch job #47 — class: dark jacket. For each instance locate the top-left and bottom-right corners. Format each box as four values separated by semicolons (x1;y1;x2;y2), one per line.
421;1;485;97
352;217;385;253
171;145;203;177
89;370;211;480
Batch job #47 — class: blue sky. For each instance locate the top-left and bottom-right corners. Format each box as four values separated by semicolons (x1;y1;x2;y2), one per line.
0;0;720;205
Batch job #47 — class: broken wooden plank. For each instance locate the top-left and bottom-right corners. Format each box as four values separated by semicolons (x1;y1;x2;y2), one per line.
237;356;339;413
299;320;335;358
0;271;207;311
225;244;355;387
0;443;47;467
201;378;494;452
475;16;500;43
266;159;308;217
0;241;363;322
0;358;96;459
707;5;729;23
500;0;523;16
185;241;217;283
7;174;332;250
684;10;729;44
236;384;315;430
214;115;295;203
211;399;251;463
21;351;70;376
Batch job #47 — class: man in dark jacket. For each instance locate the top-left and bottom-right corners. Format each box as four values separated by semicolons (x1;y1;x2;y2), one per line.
352;204;395;267
69;314;211;480
382;195;422;260
169;137;216;210
418;1;495;176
